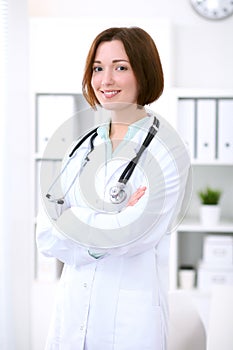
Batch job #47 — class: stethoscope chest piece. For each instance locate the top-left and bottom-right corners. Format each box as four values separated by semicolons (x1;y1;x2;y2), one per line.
109;182;128;204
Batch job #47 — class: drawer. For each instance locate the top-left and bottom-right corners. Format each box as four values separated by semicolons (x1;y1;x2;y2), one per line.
198;264;233;290
203;235;233;265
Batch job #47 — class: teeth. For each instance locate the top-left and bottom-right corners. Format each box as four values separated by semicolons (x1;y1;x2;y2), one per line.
103;91;119;97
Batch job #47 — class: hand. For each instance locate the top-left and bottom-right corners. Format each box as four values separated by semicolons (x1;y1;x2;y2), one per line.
127;186;147;207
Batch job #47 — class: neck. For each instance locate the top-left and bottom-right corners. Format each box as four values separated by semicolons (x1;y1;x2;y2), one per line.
109;105;147;150
110;104;147;125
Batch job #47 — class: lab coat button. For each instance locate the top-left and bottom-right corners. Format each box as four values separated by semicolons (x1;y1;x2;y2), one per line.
80;325;84;331
83;283;87;288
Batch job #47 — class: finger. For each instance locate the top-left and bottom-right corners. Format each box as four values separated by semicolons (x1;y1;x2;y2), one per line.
127;186;147;207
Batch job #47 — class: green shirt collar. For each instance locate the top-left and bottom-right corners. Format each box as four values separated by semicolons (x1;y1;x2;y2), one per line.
97;115;151;142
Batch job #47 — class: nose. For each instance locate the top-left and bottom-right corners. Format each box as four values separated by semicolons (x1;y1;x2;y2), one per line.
101;68;114;86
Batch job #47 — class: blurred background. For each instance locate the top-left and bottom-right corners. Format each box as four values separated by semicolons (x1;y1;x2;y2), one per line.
0;0;233;349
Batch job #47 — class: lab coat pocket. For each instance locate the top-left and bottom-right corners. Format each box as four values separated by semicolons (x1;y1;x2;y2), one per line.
114;289;163;350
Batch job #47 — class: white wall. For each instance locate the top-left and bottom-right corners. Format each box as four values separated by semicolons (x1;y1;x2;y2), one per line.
28;0;233;89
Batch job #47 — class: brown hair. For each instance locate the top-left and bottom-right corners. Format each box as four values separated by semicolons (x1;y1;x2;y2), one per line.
82;27;164;108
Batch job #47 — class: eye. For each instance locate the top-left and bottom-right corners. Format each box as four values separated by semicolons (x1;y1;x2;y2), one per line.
116;65;128;71
93;66;103;72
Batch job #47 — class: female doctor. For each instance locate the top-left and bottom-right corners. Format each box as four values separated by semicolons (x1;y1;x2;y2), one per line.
37;27;190;350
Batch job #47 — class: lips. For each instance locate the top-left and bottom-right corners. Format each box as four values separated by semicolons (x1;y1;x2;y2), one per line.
101;90;120;98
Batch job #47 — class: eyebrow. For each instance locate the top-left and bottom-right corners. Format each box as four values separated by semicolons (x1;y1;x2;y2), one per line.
93;59;129;64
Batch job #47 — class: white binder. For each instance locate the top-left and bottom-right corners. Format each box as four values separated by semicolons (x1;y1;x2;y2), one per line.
218;99;233;162
177;99;195;159
197;99;216;161
37;94;75;154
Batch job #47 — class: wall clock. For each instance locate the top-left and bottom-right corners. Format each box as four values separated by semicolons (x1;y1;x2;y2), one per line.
190;0;233;20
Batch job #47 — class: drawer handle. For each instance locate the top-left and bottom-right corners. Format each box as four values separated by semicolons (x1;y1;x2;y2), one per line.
212;276;226;283
213;248;227;256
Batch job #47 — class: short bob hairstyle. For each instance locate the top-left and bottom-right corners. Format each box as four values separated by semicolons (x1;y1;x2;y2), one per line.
82;27;164;108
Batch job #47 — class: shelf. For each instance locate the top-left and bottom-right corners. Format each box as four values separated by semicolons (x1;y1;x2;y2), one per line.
172;288;211;298
191;160;233;166
171;88;233;99
34;153;62;161
178;218;233;233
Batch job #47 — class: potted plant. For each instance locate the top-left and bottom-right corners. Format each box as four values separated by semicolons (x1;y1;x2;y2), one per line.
198;187;222;226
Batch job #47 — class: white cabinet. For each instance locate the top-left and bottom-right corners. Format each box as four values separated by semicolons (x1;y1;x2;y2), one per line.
169;90;233;296
34;92;91;281
175;92;233;164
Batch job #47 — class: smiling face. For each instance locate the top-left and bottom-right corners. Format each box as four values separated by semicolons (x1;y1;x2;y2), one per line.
91;40;139;111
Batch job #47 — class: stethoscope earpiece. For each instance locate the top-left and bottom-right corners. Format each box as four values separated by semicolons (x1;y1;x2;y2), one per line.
46;193;65;205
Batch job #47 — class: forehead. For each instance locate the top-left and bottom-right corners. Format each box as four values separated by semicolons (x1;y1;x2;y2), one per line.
94;40;129;61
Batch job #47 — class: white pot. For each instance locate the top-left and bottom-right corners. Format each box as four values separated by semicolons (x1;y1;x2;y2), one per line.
200;205;221;226
179;269;196;289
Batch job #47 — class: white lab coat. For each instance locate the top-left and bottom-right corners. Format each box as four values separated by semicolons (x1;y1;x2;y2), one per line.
37;114;190;350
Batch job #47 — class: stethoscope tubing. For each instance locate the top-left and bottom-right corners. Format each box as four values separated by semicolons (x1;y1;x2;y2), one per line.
69;127;98;158
46;129;98;204
46;116;159;205
118;117;159;184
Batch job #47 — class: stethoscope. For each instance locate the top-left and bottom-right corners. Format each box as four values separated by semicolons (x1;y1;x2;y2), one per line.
46;116;160;206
